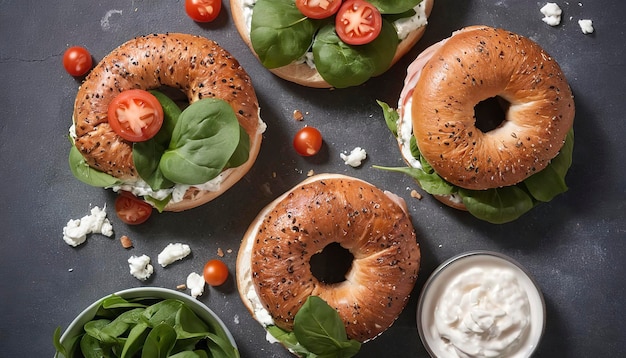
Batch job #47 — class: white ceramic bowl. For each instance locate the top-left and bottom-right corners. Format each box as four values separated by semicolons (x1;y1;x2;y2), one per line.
57;287;237;356
417;251;546;358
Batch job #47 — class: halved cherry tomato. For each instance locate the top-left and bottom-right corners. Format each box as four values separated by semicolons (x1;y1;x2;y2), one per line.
293;126;323;156
107;89;164;142
185;0;221;23
335;0;382;45
114;191;153;225
203;259;229;286
296;0;342;19
63;46;93;77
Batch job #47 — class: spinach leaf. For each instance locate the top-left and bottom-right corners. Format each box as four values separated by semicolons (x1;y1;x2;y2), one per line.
368;0;422;14
120;323;149;358
460;186;535;224
293;296;360;357
79;334;111;358
313;20;398;88
523;128;574;202
142;323;177;358
68;144;121;188
133;90;181;191
159;98;243;185
251;0;319;68
267;325;318;357
142;299;183;328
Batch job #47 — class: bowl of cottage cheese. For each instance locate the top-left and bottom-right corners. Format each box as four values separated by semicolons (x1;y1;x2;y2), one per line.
54;287;237;357
417;251;546;358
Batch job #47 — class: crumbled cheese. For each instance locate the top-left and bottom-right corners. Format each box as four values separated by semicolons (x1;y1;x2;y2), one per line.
128;254;154;281
186;272;205;298
157;243;191;267
578;19;594;34
340;147;367;167
540;3;562;26
62;206;113;247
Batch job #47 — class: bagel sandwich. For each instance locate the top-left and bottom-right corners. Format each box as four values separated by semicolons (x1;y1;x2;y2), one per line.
237;173;420;356
375;26;575;224
231;0;433;88
68;33;265;212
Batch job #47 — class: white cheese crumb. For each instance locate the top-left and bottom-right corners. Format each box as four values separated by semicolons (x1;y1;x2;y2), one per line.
540;3;562;26
128;254;154;281
340;147;367;167
578;19;594;34
157;243;191;267
62;206;113;247
186;272;205;298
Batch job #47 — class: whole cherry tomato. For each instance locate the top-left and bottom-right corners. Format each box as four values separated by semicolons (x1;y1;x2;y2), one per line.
203;259;229;286
63;46;93;76
293;126;323;156
185;0;222;22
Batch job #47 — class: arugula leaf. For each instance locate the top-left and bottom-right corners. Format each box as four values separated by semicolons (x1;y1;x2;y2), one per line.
250;0;319;68
313;20;398;88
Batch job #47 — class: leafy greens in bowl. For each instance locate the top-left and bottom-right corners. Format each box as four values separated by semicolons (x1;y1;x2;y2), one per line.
53;287;238;358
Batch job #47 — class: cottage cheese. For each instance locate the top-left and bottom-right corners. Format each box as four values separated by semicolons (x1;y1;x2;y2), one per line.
340;147;367;167
157;243;192;267
62;206;113;247
187;272;205;298
128;254;154;281
540;3;562;26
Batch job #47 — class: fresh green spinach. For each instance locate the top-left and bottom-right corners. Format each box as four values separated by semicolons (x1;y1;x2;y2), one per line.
53;295;239;358
68;144;121;188
267;296;361;358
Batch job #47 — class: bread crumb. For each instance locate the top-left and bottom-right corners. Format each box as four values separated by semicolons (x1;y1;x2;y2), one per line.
307;169;315;177
217;247;224;257
293;110;304;121
227;248;233;254
120;235;133;249
410;190;422;200
176;284;187;290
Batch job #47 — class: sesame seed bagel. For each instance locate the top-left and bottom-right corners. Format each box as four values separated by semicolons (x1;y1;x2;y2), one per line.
72;33;263;211
411;26;574;190
237;174;420;343
230;0;433;88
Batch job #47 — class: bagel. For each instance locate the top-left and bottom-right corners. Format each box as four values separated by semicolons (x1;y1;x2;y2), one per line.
378;26;575;223
70;33;265;212
236;174;420;349
230;0;433;88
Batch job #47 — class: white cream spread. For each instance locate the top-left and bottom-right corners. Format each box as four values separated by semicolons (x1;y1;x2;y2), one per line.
419;253;545;358
540;3;562;26
340;147;367;167
157;243;191;267
62;206;113;247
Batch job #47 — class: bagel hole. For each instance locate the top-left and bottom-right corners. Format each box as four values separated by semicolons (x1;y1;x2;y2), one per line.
310;243;354;284
155;86;189;109
474;96;509;133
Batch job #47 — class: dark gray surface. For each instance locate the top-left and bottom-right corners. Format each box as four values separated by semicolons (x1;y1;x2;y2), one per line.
1;0;624;357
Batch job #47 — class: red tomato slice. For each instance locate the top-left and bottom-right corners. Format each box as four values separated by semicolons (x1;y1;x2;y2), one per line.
114;191;153;225
107;89;164;142
335;0;382;45
296;0;342;19
63;46;93;77
185;0;221;22
203;259;229;286
293;126;323;156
